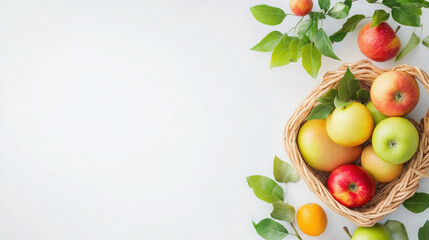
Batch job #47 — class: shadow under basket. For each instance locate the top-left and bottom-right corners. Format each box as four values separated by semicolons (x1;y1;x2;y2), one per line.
283;59;429;227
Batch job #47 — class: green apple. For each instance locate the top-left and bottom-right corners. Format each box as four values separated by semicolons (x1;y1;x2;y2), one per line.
372;117;419;164
351;223;392;240
366;101;387;126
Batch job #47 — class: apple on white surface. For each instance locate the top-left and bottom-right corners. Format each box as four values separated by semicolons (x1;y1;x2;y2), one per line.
358;22;401;62
372;117;419;164
289;0;313;16
351;223;392;240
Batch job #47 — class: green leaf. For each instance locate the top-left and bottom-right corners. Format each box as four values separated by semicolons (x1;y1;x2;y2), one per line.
337;67;360;101
396;32;420;61
391;3;422;27
342;14;366;32
306;104;334;120
273;156;300;184
246;175;284;203
319;0;331;11
344;0;352;8
302;43;321;78
328;2;350;19
385;220;409;240
382;0;429;8
382;0;401;7
330;30;348;42
250;5;287;26
289;38;303;62
314;29;341;60
334;95;350;109
356;89;370;104
423;35;429;49
403;192;429;213
309;11;326;20
253;219;289;240
271;202;295;223
419;221;429;240
307;19;318;39
297;20;313;39
330;14;365;42
368;0;378;3
316;89;338;107
270;35;293;68
251;31;284;52
372;9;390;27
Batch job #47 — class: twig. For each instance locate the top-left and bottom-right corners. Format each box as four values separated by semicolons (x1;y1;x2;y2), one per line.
343;226;352;238
290;223;303;240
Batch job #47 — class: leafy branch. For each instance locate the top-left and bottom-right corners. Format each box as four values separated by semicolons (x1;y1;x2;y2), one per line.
250;0;429;78
246;156;302;240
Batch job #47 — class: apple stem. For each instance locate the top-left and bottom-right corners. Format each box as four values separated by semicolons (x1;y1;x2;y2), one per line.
395;26;401;33
290;223;304;240
343;226;352;238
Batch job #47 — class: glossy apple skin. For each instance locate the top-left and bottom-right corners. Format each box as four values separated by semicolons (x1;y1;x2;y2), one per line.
372;117;419;164
328;165;375;208
358;22;401;62
326;102;374;147
370;71;420;117
297;119;363;172
290;0;313;16
361;144;403;183
366;101;387;126
351;223;392;240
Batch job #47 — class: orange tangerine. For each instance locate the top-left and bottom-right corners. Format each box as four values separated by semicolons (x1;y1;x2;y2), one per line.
296;203;327;236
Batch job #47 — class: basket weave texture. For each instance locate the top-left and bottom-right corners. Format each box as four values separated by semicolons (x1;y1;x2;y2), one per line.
283;59;429;227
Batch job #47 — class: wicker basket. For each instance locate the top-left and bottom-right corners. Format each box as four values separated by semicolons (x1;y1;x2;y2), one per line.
283;59;429;227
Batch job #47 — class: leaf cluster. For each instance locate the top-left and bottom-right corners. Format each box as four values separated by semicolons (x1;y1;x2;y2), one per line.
306;67;369;120
246;156;301;240
250;0;429;78
250;0;352;78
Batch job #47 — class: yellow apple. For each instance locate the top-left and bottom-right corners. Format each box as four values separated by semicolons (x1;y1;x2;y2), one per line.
361;144;403;183
297;119;362;172
326;102;374;147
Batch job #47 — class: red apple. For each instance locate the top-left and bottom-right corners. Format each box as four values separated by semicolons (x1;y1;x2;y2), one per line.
328;165;375;208
370;71;420;117
358;22;401;62
290;0;313;16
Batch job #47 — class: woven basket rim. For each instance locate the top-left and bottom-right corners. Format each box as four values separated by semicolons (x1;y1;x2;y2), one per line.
283;59;429;227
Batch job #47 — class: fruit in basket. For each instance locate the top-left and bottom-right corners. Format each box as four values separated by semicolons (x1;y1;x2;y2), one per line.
370;71;420;117
372;117;419;164
361;144;403;183
296;203;327;236
366;101;387;126
297;119;362;172
328;165;375;208
326;102;374;147
289;0;313;16
358;22;401;62
351;223;392;240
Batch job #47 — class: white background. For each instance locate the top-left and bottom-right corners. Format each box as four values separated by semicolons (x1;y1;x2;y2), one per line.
0;0;428;239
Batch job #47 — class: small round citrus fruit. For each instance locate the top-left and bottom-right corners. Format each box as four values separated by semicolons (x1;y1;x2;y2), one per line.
296;203;327;236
